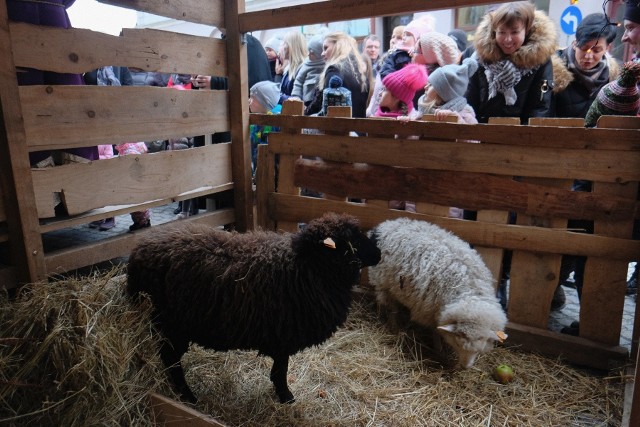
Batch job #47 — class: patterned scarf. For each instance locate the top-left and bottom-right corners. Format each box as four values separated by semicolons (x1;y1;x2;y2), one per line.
565;47;608;98
479;54;536;105
96;66;121;86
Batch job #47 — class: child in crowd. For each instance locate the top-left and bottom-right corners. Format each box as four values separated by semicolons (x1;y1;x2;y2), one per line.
367;15;435;116
415;57;479;124
290;36;325;110
249;80;282;174
374;63;428;118
373;63;428;213
114;142;152;231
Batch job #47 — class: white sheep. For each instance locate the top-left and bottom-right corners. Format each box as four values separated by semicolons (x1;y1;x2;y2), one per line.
367;217;507;368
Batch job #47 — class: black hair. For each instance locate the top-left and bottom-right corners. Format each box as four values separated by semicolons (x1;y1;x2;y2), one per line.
575;13;616;47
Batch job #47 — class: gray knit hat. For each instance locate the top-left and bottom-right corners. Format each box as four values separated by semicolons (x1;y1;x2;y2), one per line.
264;36;283;52
307;36;323;56
428;57;478;104
250;80;281;110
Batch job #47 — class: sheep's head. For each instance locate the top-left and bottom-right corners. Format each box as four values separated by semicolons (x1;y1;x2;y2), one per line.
292;212;381;267
437;299;507;369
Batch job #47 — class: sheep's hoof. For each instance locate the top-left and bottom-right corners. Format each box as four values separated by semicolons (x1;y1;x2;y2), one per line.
277;390;295;404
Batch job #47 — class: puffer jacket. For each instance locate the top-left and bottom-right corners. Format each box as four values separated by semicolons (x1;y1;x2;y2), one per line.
551;50;620;118
465;10;557;124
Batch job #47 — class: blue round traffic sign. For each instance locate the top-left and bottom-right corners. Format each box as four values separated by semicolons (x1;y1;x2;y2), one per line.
560;6;582;35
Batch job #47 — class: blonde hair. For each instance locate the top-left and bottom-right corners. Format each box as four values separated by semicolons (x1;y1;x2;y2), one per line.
319;31;371;92
283;30;308;79
418;90;445;115
491;1;535;34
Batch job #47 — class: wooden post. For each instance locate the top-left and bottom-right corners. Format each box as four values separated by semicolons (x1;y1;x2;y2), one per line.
0;0;47;286
225;0;253;231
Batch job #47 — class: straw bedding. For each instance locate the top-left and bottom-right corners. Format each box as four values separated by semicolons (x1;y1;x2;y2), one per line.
0;270;628;426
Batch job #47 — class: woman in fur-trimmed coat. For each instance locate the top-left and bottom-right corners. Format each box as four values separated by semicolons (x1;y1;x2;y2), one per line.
465;2;557;124
551;13;620;119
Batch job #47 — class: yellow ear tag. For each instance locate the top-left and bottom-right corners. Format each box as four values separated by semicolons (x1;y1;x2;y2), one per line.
495;331;508;343
323;237;336;249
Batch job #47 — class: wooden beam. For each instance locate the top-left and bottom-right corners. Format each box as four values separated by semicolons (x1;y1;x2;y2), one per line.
21;86;229;150
267;193;640;261
32;144;233;217
11;23;227;76
239;0;505;32
99;0;225;29
293;159;639;221
249;114;640;150
44;209;235;274
270;133;640;183
149;392;228;427
504;322;628;371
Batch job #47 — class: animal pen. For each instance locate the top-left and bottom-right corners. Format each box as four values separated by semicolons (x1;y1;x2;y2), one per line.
0;0;638;425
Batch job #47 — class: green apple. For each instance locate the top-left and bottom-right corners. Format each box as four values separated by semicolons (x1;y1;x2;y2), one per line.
493;364;514;384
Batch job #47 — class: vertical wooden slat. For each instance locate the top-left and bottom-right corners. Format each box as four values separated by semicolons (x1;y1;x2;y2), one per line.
256;144;275;230
580;181;636;345
323;106;352;202
275;99;304;232
0;0;47;286
508;117;581;328
472;117;519;292
225;0;252;231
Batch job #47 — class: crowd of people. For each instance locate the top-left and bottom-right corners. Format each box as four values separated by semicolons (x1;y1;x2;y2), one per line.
250;1;640;332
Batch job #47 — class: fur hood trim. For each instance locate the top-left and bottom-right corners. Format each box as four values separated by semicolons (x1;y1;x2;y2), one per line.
474;10;557;70
552;52;621;93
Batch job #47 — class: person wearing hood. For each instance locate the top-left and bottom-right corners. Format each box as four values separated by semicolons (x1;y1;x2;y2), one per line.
465;1;556;124
552;13;619;119
290;36;325;110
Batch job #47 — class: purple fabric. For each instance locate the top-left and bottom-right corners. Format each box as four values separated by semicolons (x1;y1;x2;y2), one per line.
8;0;97;163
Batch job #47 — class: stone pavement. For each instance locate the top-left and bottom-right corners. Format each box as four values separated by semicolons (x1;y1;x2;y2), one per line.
547;267;637;351
41;207;637;352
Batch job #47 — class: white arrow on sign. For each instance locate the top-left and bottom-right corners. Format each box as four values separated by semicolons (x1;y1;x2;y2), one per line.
562;11;578;33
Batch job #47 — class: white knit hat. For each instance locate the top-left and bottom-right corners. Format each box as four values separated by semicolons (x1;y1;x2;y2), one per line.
418;32;461;67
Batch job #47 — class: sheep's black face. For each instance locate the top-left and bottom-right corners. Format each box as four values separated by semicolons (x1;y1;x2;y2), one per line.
293;213;381;267
348;231;381;267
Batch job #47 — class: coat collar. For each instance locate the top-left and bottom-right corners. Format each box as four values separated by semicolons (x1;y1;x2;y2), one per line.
474;10;557;70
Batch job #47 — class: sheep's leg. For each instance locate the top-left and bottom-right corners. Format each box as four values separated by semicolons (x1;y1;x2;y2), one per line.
270;355;294;403
160;339;196;403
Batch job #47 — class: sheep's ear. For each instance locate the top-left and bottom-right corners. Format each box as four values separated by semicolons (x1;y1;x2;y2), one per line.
494;331;508;343
322;237;336;249
437;324;456;335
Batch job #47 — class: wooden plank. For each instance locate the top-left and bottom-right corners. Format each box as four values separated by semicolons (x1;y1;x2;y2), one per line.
504;322;628;371
32;144;233;217
597;115;640;129
38;183;234;233
0;0;47;283
21;86;229;150
474;211;509;289
149;392;228;427
250;114;640;150
239;0;508;32
225;0;252;232
0;266;17;291
11;23;227;76
44;209;234;274
323;105;352;202
99;0;225;29
256;144;275;230
626;348;640;427
269;133;640;183
268;193;640;261
509;178;572;328
274;100;304;233
292;159;639;221
580;181;637;345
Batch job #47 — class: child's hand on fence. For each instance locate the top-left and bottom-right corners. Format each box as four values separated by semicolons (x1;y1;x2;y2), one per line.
435;109;455;121
396;115;411;124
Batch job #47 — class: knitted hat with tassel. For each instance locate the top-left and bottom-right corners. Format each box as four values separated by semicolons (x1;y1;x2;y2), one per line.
584;61;640;127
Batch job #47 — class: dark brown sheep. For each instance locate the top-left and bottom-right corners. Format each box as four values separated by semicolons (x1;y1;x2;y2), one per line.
126;212;380;403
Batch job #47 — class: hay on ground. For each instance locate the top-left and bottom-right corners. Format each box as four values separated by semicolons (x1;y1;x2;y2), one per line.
0;268;176;426
0;269;629;426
